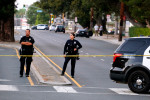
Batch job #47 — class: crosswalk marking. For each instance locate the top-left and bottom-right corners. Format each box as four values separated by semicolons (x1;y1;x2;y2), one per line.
53;86;77;93
109;88;139;95
0;79;11;82
0;84;147;96
0;85;18;91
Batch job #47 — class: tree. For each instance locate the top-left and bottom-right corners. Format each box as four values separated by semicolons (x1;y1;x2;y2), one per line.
70;0;91;28
91;0;120;32
35;0;72;16
70;0;120;31
123;0;150;28
36;0;150;30
26;3;50;25
36;0;120;30
15;9;26;18
0;0;16;42
35;13;49;25
26;4;39;25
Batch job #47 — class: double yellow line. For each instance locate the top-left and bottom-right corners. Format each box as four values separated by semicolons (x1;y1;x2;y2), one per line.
14;45;109;87
34;46;82;88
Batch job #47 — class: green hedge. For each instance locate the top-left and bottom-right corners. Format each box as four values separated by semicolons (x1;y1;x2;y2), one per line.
129;27;150;37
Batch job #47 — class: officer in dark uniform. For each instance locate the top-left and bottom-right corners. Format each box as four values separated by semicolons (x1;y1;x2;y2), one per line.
19;29;35;77
61;33;82;78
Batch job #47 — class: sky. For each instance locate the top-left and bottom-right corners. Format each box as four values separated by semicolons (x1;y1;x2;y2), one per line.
15;0;38;9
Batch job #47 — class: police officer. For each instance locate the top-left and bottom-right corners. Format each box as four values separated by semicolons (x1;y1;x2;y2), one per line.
19;29;35;77
61;33;82;78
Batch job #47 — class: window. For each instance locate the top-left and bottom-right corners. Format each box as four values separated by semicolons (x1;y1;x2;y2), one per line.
118;40;146;53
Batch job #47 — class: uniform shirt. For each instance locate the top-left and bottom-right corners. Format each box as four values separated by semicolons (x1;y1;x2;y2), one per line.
94;25;99;31
20;36;35;53
64;39;82;55
99;26;103;31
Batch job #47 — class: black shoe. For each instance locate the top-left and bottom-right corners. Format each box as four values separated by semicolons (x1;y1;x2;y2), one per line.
76;57;80;60
20;75;23;77
71;76;74;78
26;75;29;77
61;73;64;76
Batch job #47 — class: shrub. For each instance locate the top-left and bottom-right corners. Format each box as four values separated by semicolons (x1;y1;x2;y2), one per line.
129;27;150;37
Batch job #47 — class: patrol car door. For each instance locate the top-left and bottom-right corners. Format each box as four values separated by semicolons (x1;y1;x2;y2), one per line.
143;45;150;70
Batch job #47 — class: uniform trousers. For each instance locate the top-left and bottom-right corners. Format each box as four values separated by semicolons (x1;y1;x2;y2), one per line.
20;52;33;76
62;57;76;76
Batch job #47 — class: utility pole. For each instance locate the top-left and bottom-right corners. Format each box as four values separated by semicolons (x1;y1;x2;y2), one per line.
62;13;65;26
115;16;119;35
74;17;78;32
90;7;94;31
118;2;125;41
50;14;51;25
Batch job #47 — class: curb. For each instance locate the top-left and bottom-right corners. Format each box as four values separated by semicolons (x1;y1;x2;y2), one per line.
33;49;72;85
90;36;125;45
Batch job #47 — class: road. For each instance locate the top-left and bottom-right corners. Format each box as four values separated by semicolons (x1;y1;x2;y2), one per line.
0;30;149;100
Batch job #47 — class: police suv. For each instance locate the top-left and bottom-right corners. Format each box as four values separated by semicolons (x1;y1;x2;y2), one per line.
110;37;150;93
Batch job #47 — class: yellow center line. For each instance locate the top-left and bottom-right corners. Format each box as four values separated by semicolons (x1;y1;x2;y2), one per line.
34;45;82;88
15;48;34;86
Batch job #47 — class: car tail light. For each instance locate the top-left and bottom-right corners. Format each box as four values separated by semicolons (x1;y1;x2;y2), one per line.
113;53;122;62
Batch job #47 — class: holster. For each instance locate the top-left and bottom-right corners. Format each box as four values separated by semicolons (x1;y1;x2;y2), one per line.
19;48;22;55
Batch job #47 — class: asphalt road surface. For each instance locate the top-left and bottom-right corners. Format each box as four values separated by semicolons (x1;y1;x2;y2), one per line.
0;30;149;100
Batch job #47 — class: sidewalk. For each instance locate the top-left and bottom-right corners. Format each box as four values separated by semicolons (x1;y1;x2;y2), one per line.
65;29;128;45
66;30;74;34
90;34;128;45
0;42;71;85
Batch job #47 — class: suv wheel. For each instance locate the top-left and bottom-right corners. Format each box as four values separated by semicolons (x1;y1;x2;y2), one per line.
128;70;150;93
86;35;89;38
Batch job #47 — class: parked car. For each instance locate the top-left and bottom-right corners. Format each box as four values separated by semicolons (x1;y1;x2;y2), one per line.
55;25;65;33
88;30;93;37
108;30;115;34
37;24;49;30
49;25;56;31
110;37;150;93
75;29;89;38
31;25;37;30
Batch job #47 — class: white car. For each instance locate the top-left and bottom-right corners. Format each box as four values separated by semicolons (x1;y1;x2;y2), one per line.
49;25;56;31
37;24;49;30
